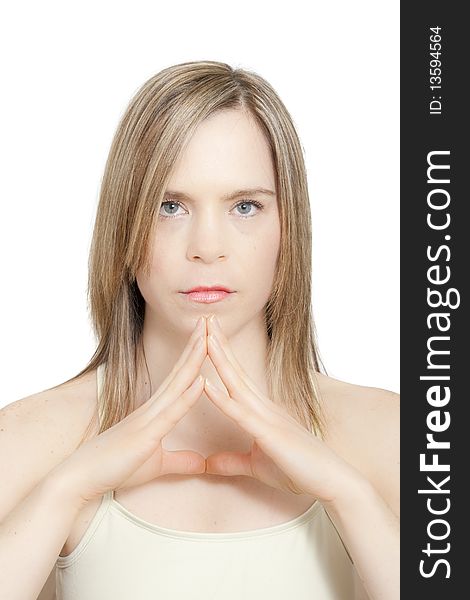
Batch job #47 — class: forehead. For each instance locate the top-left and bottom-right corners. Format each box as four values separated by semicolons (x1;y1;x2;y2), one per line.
166;110;275;193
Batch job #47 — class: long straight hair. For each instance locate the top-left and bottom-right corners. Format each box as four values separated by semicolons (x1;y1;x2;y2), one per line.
57;60;329;446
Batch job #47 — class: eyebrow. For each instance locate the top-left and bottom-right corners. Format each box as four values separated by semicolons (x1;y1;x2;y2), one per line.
163;188;276;202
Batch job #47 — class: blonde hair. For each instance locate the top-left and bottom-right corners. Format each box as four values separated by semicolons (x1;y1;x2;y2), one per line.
58;60;328;445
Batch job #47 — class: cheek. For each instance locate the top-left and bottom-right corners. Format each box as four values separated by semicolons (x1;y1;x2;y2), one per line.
147;231;178;275
244;224;280;284
136;235;175;299
262;216;281;263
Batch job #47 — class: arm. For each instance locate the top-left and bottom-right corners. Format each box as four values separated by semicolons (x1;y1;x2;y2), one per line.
0;469;86;600
37;568;56;600
322;390;400;600
323;474;399;600
0;375;98;600
195;317;400;598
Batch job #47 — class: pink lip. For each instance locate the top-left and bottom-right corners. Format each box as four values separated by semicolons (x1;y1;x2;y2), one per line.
180;290;234;304
183;285;233;293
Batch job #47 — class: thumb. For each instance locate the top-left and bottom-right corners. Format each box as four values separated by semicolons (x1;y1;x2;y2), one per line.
205;451;254;478
160;449;207;476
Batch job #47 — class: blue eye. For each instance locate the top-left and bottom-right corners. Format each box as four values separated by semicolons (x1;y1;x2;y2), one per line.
159;201;183;219
234;200;264;217
158;199;265;220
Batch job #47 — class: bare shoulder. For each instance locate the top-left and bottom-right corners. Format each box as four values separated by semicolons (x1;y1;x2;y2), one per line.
1;369;98;447
0;370;98;512
315;372;400;517
0;372;99;597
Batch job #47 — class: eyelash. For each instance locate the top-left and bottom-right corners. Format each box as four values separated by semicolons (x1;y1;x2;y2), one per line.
158;199;265;220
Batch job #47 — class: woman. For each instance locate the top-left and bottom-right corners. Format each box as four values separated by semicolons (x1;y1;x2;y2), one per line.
0;61;399;600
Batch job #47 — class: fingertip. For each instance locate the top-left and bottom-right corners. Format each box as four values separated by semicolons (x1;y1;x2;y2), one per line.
187;374;203;390
193;453;206;475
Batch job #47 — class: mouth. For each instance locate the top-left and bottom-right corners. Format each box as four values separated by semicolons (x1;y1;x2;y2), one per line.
181;285;234;293
179;285;236;304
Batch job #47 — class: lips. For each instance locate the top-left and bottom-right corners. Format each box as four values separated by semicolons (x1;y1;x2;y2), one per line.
182;285;234;293
180;285;235;304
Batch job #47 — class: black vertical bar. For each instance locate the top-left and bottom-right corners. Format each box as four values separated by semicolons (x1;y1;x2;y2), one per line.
401;2;468;597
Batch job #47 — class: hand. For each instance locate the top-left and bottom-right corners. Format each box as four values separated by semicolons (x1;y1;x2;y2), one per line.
51;316;209;506
202;315;364;503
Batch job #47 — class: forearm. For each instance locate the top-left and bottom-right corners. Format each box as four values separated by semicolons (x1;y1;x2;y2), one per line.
0;471;86;600
322;476;399;600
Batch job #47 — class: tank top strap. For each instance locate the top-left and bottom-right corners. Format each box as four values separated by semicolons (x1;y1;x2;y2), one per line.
96;364;116;503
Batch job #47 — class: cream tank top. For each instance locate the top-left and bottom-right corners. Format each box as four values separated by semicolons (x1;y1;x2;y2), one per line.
55;364;356;599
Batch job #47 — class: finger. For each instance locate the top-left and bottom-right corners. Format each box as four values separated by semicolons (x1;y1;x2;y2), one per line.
207;317;247;380
172;315;207;372
204;377;234;412
205;451;253;478
155;334;207;414
138;327;207;426
149;373;205;439
204;377;262;436
207;317;268;405
207;332;255;404
154;316;206;397
160;448;206;475
143;319;207;415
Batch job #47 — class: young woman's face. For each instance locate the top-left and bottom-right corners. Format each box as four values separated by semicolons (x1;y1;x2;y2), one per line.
137;109;281;337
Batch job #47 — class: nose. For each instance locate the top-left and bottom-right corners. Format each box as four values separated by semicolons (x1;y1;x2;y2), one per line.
186;209;228;263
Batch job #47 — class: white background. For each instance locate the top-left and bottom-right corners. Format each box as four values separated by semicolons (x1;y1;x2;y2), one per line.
0;1;399;407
